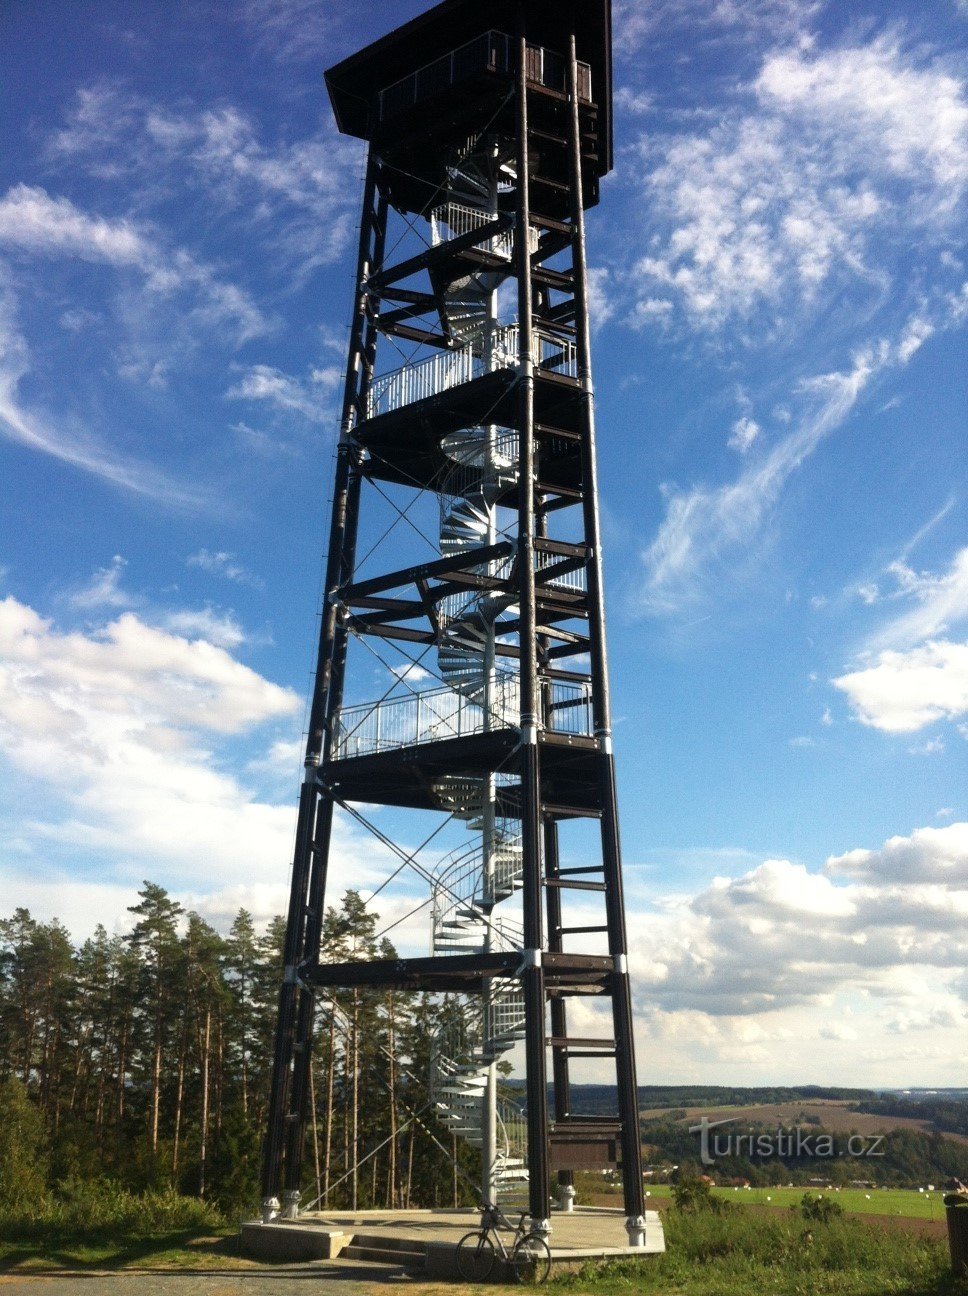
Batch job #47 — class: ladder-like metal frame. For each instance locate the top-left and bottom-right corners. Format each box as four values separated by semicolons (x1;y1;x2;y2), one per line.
262;1;646;1241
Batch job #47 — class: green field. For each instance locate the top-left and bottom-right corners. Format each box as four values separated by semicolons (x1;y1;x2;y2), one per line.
607;1183;948;1221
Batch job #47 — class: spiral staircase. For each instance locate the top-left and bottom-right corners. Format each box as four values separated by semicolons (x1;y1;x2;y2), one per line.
331;136;586;1205
423;142;531;1206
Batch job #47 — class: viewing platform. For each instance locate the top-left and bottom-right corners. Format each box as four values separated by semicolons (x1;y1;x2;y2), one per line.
242;1206;665;1275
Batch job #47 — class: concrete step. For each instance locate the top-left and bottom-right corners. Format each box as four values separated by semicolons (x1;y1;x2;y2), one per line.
341;1244;425;1267
342;1233;427;1269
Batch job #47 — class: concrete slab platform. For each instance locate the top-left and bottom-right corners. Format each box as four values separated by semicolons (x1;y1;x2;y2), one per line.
241;1206;665;1278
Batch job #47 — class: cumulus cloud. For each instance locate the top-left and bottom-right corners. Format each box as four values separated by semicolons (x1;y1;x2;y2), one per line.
827;822;968;886
0;595;298;876
833;641;968;733
628;826;968;1020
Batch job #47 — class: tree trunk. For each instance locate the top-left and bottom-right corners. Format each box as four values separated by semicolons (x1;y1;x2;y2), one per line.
386;995;397;1209
323;1010;335;1207
172;1029;187;1181
351;991;359;1211
199;1006;211;1197
309;1054;322;1207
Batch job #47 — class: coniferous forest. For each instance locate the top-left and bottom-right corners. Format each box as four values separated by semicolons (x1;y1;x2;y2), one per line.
0;884;478;1218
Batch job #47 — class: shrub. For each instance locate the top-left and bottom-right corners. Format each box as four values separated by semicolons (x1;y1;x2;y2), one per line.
797;1192;845;1223
0;1078;47;1211
672;1176;727;1214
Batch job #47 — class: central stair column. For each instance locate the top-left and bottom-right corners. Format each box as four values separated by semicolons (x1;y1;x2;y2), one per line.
480;155;501;1211
515;20;551;1237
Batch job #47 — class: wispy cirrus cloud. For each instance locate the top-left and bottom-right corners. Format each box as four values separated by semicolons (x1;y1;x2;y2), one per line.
0;278;212;506
639;267;966;618
188;549;265;590
228;0;343;66
225;361;340;421
868;547;968;651
640;335;896;615
47;87;359;278
613;0;817;57
629;38;968;332
0;183;269;344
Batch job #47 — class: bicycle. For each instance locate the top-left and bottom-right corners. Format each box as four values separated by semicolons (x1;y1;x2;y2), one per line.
456;1202;552;1284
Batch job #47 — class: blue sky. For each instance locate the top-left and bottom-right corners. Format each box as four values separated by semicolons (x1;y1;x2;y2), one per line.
0;0;965;1086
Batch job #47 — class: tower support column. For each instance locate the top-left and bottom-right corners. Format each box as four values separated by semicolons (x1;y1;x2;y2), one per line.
565;18;646;1238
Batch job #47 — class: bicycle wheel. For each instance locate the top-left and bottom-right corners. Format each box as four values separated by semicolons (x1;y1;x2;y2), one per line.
511;1233;551;1285
456;1230;496;1282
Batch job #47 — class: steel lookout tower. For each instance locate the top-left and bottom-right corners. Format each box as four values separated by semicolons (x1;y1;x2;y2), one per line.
262;0;648;1246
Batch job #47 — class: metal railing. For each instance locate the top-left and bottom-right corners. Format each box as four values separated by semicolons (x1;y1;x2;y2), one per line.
366;325;577;420
333;677;593;759
432;841;524;953
546;680;594;736
378;30;591;122
430;202;513;260
430;203;540;261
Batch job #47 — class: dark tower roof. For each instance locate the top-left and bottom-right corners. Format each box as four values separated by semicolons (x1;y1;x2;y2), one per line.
325;0;613;176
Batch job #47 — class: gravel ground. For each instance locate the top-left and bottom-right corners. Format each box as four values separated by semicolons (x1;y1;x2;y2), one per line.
0;1261;420;1296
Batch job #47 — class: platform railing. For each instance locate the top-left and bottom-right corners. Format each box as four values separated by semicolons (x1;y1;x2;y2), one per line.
366;325;577;420
378;31;591;122
332;677;592;759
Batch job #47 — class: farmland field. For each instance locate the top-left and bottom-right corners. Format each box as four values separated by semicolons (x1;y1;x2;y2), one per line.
595;1182;949;1220
639;1098;967;1142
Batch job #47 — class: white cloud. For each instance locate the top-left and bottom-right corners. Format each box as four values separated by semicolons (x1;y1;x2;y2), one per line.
871;548;968;650
0;593;305;890
69;556;134;611
833;640;968;733
728;415;760;452
0;184;267;344
225;363;338;421
229;0;341;66
48;89;358;277
0;278;210;505
630;39;967;329
628;835;968;1023
826;822;968;886
641;343;883;614
819;1021;858;1041
163;606;247;650
835;549;968;737
613;0;815;56
188;549;265;590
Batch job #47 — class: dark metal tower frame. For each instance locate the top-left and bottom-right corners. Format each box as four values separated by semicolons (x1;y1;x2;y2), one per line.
262;0;647;1244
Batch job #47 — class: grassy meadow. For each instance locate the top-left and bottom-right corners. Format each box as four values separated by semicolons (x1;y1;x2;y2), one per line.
551;1207;965;1296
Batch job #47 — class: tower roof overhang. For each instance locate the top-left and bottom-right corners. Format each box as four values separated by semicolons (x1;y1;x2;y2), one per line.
325;0;613;176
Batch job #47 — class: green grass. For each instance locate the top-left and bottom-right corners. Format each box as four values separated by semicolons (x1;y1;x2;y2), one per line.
630;1184;948;1221
551;1207;966;1296
0;1181;251;1272
0;1227;246;1272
